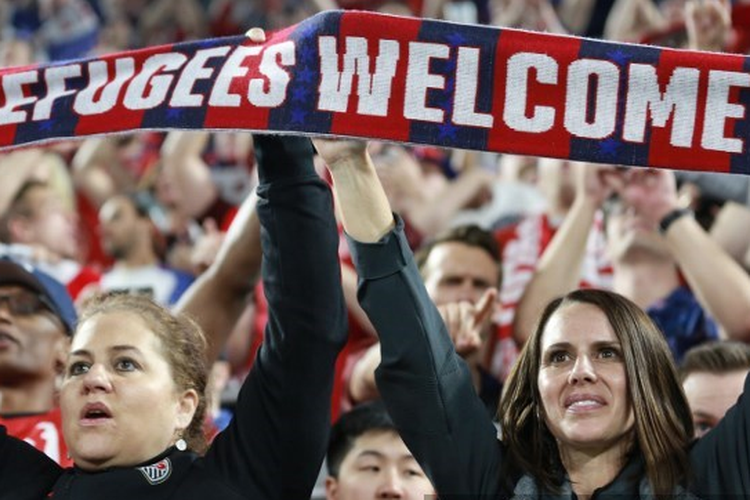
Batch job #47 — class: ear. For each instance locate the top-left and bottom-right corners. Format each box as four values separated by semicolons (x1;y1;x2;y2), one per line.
8;216;33;244
175;388;199;431
324;476;338;500
53;335;71;375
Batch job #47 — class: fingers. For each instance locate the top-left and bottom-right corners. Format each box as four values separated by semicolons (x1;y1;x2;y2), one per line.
473;288;498;327
245;27;266;43
438;300;489;357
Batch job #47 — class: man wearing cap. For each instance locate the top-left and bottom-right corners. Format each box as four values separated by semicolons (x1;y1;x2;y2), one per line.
0;257;77;467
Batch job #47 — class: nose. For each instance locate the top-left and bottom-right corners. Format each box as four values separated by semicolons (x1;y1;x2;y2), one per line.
81;363;113;394
455;279;480;304
568;355;597;385
0;298;13;320
376;468;404;499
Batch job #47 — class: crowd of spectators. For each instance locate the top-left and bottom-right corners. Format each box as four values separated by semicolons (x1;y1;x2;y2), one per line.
2;0;750;498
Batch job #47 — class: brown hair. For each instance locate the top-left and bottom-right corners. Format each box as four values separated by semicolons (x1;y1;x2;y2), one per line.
415;224;502;286
77;292;209;453
499;289;693;498
680;341;750;381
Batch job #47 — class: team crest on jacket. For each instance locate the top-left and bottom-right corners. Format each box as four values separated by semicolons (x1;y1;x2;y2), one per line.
138;458;172;485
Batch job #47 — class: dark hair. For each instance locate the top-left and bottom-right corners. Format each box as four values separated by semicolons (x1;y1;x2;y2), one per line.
327;400;397;478
499;289;693;498
415;224;501;285
0;180;48;243
77;292;209;454
680;341;750;382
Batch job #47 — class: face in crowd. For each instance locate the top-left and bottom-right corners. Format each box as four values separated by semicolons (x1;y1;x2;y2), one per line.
326;429;435;500
538;301;635;456
680;341;750;438
421;240;499;307
60;294;206;471
500;289;693;494
0;285;68;389
683;369;746;438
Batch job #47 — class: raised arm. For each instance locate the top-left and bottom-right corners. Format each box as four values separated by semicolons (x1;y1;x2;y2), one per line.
513;163;618;344
316;139;502;497
633;171;750;342
173;191;261;364
202;134;347;500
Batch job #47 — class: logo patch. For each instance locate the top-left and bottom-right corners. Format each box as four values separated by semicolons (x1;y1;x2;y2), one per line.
138;458;172;485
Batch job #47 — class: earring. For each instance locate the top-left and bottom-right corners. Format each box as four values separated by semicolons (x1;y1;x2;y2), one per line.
175;438;187;451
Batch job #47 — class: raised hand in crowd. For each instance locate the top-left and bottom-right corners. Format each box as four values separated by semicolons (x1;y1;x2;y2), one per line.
512;162;623;345
686;0;731;52
439;288;497;357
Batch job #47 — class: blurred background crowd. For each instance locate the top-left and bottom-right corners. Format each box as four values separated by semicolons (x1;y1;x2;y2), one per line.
3;0;750;498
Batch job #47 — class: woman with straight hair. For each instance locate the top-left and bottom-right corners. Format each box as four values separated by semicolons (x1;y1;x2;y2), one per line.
314;137;750;500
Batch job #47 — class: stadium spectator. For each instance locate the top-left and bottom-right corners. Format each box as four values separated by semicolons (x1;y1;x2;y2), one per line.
347;225;501;416
315;137;750;499
681;341;750;438
0;257;76;466
98;192;193;305
325;401;435;500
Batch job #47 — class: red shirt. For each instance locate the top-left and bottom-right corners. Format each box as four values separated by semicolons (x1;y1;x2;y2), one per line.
0;407;72;467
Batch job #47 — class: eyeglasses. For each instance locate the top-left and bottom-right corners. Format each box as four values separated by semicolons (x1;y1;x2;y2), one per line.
0;290;56;317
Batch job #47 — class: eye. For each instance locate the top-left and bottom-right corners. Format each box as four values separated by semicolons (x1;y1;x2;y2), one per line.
694;420;714;438
68;361;90;377
360;465;380;473
405;468;424;478
598;347;621;360
114;358;139;372
548;350;570;364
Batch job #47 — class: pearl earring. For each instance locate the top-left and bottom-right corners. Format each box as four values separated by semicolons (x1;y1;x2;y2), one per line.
175;438;187;451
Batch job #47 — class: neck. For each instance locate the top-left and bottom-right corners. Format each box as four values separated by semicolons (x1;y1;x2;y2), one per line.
612;254;680;310
559;442;629;500
0;380;56;414
116;244;159;269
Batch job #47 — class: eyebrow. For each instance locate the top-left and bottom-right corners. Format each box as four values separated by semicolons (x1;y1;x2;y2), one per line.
70;345;143;358
543;340;621;351
692;411;718;421
356;450;416;461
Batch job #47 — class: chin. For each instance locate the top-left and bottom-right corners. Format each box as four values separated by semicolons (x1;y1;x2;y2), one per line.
71;440;119;469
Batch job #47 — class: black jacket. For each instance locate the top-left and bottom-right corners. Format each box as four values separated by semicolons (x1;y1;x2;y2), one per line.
348;220;750;499
0;135;347;500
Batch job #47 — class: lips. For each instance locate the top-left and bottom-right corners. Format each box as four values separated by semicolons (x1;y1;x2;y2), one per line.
80;402;113;425
0;331;19;348
564;393;606;411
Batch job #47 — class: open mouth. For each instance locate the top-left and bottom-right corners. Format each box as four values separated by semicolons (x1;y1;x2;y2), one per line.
80;403;113;425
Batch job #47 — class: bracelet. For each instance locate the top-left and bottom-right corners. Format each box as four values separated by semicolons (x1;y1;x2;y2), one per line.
659;208;693;234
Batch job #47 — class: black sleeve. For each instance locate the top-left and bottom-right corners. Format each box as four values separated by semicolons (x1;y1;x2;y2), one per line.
347;219;503;498
202;135;347;500
689;372;750;498
0;425;62;500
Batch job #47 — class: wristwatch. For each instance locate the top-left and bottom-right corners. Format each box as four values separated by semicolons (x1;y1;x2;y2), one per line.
658;208;693;234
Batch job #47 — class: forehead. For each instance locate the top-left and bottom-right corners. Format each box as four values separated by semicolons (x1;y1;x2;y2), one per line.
72;310;162;354
347;430;412;460
541;302;617;349
423;242;497;277
683;370;748;404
